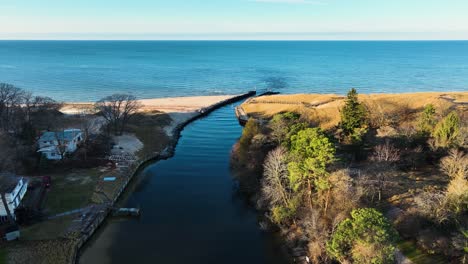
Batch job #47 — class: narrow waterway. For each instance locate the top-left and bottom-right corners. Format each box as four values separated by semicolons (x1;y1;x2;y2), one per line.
79;102;288;264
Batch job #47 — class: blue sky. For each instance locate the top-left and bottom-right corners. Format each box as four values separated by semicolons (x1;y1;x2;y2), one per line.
1;0;468;40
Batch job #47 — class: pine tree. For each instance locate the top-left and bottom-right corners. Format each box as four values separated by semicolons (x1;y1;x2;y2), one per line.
432;111;461;148
418;104;436;135
339;88;368;143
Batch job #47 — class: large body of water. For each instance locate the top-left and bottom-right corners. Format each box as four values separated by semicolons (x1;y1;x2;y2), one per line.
1;41;467;101
79;102;288;264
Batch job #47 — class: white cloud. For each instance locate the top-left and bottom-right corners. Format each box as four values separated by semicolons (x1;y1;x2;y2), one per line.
250;0;325;4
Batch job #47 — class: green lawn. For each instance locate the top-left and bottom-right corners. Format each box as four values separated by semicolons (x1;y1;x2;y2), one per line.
398;240;447;264
44;168;101;215
0;248;7;264
20;215;76;241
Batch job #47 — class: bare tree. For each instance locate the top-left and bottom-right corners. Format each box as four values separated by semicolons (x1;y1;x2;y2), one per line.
261;146;291;208
54;130;68;160
365;140;401;201
371;140;401;163
0;134;15;172
0;83;25;132
440;149;468;180
302;170;362;263
414;190;450;225
95;94;141;135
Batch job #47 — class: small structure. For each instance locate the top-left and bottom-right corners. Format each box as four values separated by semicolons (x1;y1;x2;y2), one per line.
1;224;20;241
37;129;83;160
112;207;141;217
0;173;29;220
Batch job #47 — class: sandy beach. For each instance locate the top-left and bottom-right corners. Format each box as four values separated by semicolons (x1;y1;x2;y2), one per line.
60;95;240;115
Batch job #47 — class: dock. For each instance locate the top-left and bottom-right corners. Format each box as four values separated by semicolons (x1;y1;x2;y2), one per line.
112;207;141;217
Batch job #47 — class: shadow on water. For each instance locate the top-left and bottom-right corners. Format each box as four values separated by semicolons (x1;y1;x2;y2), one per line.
79;102;289;264
262;76;289;90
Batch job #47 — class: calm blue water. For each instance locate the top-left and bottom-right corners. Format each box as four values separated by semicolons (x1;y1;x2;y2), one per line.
1;41;467;101
79;102;288;264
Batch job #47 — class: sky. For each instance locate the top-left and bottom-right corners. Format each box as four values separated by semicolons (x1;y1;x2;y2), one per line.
1;0;468;40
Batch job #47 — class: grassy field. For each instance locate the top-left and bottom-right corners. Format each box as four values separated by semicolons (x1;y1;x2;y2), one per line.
18;168;103;242
43;168;102;215
241;92;468;129
20;215;76;241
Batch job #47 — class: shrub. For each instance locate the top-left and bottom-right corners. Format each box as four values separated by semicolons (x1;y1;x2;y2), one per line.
440;149;468;215
417;104;437;135
432;111;461;149
238;118;261;163
269;112;308;147
270;112;300;142
327;208;398;264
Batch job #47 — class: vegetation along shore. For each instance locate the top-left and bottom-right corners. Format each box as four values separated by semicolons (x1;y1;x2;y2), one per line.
232;90;467;263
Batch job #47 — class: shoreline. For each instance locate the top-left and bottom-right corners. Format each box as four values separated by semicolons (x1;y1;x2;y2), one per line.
60;95;246;115
71;91;256;263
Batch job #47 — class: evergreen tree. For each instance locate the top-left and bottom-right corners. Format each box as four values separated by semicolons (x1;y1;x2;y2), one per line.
287;128;335;210
417;104;437;135
432;111;461;148
327;208;398;264
339;88;368;143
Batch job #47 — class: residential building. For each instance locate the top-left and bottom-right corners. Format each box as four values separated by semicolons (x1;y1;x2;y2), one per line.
37;129;83;160
0;173;28;220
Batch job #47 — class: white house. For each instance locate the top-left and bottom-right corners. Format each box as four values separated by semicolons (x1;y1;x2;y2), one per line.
37;129;83;160
0;174;28;220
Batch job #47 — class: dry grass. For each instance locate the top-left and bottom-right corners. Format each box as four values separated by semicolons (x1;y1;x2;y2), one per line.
241;92;468;129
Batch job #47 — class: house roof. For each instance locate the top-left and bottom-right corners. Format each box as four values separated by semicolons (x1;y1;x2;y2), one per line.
37;146;58;153
0;173;22;193
38;129;81;142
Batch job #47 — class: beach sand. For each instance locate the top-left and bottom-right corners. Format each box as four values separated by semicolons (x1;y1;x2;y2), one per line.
60;95;239;115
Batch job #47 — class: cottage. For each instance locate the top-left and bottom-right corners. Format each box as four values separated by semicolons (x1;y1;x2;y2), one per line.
0;173;28;220
37;129;83;160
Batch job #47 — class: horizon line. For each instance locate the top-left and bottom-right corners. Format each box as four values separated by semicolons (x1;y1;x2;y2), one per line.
1;39;468;41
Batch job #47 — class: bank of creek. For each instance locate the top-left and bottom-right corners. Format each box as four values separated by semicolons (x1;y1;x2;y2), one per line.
79;101;288;264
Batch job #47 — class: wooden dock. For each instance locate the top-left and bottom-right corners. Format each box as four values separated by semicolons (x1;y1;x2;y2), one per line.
112;207;141;217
